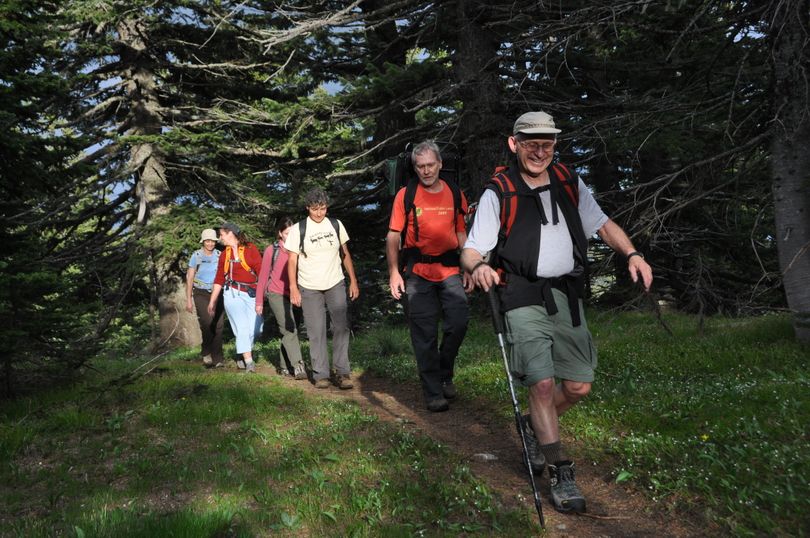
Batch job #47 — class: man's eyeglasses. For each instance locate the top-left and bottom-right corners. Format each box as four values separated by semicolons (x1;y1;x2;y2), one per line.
516;140;555;154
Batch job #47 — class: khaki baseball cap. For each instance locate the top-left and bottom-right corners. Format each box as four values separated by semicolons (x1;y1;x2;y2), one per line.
513;111;561;135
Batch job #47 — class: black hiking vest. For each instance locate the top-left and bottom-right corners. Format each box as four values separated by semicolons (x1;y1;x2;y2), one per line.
489;162;589;325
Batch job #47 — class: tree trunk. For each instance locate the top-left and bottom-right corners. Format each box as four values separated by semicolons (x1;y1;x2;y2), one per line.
450;1;510;195
118;18;199;350
770;0;810;343
361;0;414;157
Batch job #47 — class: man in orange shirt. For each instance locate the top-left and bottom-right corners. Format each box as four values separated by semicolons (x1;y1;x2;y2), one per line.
386;141;473;412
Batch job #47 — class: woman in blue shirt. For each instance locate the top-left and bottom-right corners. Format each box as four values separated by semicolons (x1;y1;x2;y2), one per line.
185;228;225;367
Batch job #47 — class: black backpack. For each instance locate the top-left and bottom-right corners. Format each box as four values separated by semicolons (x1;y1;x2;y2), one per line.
386;143;464;240
385;142;465;274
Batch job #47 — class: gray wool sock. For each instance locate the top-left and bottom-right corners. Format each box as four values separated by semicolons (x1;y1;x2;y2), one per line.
540;441;567;466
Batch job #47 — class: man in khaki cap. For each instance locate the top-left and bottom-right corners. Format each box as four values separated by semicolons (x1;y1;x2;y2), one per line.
462;111;652;514
186;228;225;367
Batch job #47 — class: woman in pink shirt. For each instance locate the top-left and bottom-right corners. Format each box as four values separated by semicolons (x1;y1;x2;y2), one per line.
256;217;307;380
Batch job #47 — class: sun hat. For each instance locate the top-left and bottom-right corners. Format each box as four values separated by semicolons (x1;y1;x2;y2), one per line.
199;228;217;243
513;111;561;135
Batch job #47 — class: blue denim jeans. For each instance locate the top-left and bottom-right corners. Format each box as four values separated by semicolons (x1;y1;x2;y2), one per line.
223;287;263;354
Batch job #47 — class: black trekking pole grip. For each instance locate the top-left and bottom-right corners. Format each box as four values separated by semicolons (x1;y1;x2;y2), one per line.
487;286;505;335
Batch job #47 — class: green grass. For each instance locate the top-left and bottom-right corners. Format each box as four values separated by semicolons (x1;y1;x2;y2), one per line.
355;310;809;537
582;312;809;537
0;352;532;537
2;311;807;536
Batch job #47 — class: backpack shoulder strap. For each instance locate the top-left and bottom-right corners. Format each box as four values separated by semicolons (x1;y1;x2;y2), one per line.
270;242;281;272
550;162;579;207
237;245;257;280
447;179;463;218
223;246;232;276
486;167;519;238
329;217;345;259
329;217;340;241
402;178;420;243
298;218;308;258
193;249;204;271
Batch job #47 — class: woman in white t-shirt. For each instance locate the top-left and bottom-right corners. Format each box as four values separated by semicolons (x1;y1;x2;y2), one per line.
286;188;359;390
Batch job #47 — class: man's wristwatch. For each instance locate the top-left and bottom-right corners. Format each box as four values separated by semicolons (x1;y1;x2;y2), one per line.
626;251;644;261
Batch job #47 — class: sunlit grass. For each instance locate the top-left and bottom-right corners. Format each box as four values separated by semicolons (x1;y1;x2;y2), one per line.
3;311;806;536
0;356;532;537
353;311;809;536
580;311;809;537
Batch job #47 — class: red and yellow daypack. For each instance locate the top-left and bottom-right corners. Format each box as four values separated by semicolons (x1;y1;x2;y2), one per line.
223;245;257;284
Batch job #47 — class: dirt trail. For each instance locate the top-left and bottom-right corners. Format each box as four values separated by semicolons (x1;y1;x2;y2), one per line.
260;366;707;537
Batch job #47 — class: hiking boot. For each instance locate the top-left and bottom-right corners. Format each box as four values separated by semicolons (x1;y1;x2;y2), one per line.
294;369;308;381
547;461;586;513
202;355;213;367
213;362;225;369
245;362;256;373
236;359;246;370
442;381;457;400
314;378;331;389
336;375;354;390
520;415;546;473
426;398;450;412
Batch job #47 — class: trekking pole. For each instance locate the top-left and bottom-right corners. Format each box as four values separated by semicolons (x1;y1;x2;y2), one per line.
486;286;545;528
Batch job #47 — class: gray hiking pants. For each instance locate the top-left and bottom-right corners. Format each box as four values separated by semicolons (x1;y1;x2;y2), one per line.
300;281;351;381
267;291;304;373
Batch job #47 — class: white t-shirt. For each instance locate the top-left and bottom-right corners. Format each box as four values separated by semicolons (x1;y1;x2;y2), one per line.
465;177;608;278
285;216;349;290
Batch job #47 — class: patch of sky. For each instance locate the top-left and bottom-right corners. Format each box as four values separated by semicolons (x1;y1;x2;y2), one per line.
174;193;224;209
731;26;764;43
81;137;112;158
99;76;121;90
170;6;198;24
322;80;344;96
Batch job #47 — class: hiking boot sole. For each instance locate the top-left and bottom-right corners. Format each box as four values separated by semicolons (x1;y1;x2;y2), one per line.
337;377;354;390
427;398;450;412
551;497;587;514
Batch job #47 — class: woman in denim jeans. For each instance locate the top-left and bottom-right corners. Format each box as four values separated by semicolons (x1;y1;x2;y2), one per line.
208;222;263;372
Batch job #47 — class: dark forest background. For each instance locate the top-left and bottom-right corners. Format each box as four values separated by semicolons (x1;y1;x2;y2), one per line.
2;0;808;395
